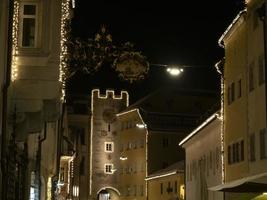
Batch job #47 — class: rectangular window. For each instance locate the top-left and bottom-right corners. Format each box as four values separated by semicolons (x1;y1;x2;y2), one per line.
139;185;144;196
105;142;114;152
250;134;256;161
227;86;231;105
259;55;265;85
160;183;163;194
260;129;267;159
236;142;240;162
231;82;235;102
249;64;255;91
104;164;113;174
162;138;169;148
21;4;37;47
238;79;242;98
174;181;178;193
209;151;212;169
240;140;244;161
228;145;232;164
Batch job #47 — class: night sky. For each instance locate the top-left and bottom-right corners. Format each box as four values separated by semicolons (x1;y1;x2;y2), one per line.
67;0;244;103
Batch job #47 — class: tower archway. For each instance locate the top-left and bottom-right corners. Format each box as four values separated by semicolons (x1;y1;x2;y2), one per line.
97;187;120;200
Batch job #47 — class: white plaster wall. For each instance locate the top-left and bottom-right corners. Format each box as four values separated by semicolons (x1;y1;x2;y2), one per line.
184;118;224;200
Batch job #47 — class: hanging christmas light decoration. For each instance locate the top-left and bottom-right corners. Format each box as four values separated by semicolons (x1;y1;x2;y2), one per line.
59;0;72;100
11;0;20;81
66;25;150;83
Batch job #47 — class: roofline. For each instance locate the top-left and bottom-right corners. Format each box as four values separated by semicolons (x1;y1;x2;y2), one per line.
145;170;184;181
179;112;220;146
218;9;247;48
116;108;139;117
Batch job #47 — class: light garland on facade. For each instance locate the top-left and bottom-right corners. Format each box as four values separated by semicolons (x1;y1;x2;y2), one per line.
145;171;177;181
220;76;225;183
136;109;149;198
11;1;19;81
89;89;129;196
179;113;219;146
59;0;71;100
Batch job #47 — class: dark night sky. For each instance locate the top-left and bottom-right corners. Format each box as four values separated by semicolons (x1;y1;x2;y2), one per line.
67;0;244;103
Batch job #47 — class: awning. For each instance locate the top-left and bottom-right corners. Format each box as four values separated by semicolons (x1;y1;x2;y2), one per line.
209;172;267;193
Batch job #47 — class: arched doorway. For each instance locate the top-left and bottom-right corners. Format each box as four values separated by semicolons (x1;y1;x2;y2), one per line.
97;187;120;200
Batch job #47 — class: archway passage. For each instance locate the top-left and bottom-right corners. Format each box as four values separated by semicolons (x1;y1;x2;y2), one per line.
98;188;120;200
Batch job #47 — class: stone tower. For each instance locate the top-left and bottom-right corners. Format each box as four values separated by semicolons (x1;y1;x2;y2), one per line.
90;89;128;199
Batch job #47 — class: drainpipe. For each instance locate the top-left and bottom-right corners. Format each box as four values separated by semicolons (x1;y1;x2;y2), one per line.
37;122;47;200
1;0;14;199
257;3;267;123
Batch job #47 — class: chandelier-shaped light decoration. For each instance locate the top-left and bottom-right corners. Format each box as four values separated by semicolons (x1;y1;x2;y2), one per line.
66;25;149;83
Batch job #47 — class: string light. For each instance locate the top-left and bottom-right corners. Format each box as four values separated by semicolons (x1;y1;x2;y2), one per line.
218;9;247;48
220;76;225;183
11;1;19;81
59;0;71;100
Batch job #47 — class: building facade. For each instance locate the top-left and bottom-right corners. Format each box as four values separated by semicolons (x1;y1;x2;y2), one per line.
117;88;219;200
0;0;73;199
180;113;224;200
146;161;185;200
211;0;267;198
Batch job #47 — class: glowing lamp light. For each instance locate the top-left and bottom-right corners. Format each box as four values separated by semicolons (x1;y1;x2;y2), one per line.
136;123;147;129
263;193;267;195
120;156;127;161
166;67;183;76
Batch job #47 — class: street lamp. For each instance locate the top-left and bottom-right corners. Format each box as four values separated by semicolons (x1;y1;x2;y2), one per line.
150;63;184;76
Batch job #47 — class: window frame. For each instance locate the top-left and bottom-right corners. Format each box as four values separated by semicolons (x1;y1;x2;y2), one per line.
104;142;114;153
104;163;114;174
20;3;38;48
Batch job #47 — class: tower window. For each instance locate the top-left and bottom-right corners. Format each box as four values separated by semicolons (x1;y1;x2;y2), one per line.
105;142;114;152
104;164;113;174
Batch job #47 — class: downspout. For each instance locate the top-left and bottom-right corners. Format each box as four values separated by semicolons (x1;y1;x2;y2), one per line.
1;0;14;199
257;3;267;124
37;122;47;200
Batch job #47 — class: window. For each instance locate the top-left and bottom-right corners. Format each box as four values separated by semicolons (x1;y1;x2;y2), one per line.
160;183;163;194
241;140;244;161
250;134;256;162
227;86;231;105
209;151;212;169
104;164;113;174
231;82;235;102
228;145;232;164
105;142;114;152
174;181;178;193
260;129;267;159
249;64;255;91
237;79;242;98
162;137;169;148
258;55;265;85
229;140;244;164
139;185;144;196
227;82;235;104
21;4;37;47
